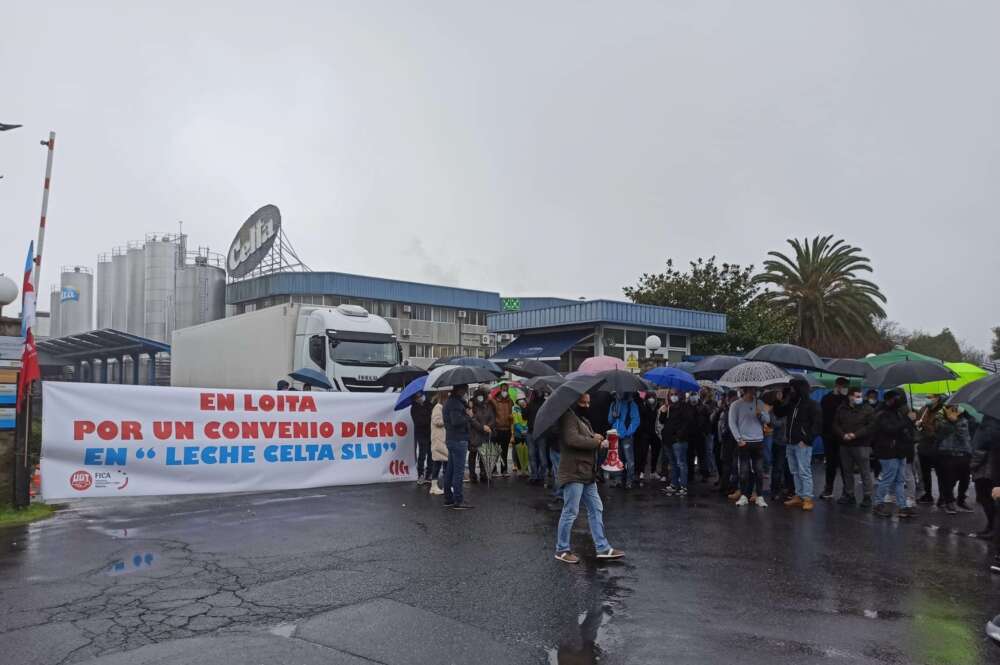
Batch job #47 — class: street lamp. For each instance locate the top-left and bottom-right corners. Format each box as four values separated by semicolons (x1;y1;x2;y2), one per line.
645;335;662;368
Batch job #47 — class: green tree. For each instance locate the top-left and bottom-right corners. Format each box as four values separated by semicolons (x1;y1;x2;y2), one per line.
754;235;886;356
623;257;793;355
907;328;962;362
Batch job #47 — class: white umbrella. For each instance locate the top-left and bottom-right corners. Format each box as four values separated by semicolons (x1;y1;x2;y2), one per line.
718;361;789;389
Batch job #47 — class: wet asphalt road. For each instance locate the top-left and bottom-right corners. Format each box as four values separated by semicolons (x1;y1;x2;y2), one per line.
2;469;999;665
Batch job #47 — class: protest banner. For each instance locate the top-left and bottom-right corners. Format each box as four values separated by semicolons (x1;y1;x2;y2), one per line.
41;382;415;499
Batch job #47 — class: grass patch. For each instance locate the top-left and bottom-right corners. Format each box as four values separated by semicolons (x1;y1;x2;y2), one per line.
0;503;57;527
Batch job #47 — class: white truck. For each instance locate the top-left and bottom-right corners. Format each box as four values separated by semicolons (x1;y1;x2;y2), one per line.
170;303;401;391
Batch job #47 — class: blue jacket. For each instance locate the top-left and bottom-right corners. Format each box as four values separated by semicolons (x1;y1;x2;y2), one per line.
608;398;640;439
442;395;472;443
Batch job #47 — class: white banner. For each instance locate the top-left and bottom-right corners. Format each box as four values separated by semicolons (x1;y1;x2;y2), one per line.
41;382;415;499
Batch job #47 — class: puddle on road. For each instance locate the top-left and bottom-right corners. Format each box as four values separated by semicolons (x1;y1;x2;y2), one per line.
104;550;159;576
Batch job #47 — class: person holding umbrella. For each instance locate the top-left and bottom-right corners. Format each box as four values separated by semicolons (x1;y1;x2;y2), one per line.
832;386;876;507
659;389;696;497
819;377;850;500
429;391;449;495
410;392;434;485
868;390;917;519
727;388;770;507
442;385;475;510
554;391;624;564
469;387;496;483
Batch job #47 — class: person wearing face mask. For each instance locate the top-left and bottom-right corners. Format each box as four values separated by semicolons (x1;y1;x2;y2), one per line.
554;393;624;564
659;389;696;497
833;387;875;507
635;394;660;486
915;394;946;505
468;388;496;483
410;392;435;486
727;388;770;507
698;389;720;482
934;404;973;514
774;378;822;512
819;377;851;500
867;389;917;518
442;385;475;509
608;391;640;489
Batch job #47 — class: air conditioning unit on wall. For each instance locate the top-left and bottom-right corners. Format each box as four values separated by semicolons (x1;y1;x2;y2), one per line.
402;305;412;314
481;335;492;345
457;310;467;319
401;328;412;337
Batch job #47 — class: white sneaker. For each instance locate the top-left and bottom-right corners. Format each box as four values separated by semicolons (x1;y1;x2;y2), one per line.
735;495;749;507
429;485;444;495
755;496;768;508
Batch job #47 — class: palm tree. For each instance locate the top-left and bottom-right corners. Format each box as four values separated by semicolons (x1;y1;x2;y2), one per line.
754;235;886;354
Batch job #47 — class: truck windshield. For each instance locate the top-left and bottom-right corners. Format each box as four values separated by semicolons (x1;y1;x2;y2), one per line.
329;339;398;367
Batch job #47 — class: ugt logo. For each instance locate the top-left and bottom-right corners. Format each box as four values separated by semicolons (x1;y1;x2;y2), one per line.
388;460;410;477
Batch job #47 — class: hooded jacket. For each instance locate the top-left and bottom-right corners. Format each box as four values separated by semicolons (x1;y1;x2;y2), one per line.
659;400;696;445
637;398;659;439
935;415;972;456
442;394;472;444
430;402;448;461
774;383;822;446
557;408;602;486
608;398;640;439
832;402;875;447
410;399;433;441
470;394;497;448
861;404;916;460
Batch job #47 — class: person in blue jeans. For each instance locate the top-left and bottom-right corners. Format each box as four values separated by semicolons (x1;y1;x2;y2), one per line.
554;392;624;564
659;389;696;497
441;384;475;511
774;379;822;513
608;393;640;489
869;390;917;518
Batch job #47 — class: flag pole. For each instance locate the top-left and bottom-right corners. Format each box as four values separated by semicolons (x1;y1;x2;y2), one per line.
32;132;56;290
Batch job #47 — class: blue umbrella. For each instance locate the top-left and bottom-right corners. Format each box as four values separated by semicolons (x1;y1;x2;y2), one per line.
643;367;699;392
394;375;428;411
289;367;333;390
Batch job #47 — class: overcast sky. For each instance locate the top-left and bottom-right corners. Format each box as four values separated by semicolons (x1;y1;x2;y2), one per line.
2;1;998;350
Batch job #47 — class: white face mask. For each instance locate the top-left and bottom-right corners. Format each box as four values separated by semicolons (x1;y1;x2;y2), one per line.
689;395;700;404
851;397;863;406
669;395;680;404
868;398;877;405
476;396;484;403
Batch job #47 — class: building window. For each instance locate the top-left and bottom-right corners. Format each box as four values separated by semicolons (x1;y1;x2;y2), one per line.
432;307;457;323
464;311;488;326
626;330;646;346
669;334;688;349
410;304;432;321
408;343;431;358
378;301;398;318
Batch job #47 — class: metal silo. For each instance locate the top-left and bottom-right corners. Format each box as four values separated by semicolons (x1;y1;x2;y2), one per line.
59;266;94;335
49;286;62;338
175;255;226;330
110;247;128;330
143;236;177;342
125;242;145;336
96;254;112;329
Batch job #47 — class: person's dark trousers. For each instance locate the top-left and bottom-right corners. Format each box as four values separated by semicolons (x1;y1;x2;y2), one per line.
770;441;788;498
495;429;511;474
958;468;971;505
416;436;432;479
738;441;764;496
430;460;445;486
649;437;662;477
822;435;843;495
937;454;971;504
468;447;488;480
918;453;937;499
444;441;468;504
528;433;547;481
687;436;702;481
720;435;737;495
635;434;650;480
975;479;995;532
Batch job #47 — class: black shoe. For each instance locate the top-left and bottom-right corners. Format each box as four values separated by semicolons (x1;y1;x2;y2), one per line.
860;496;872;508
956;501;975;513
469;475;479;484
874;503;893;518
837;495;854;506
624;483;633;490
945;503;958;515
899;507;916;519
450;503;474;511
820;490;834;500
917;494;934;505
443;502;455;508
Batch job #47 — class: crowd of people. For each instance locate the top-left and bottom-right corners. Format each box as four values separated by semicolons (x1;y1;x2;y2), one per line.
409;377;1000;570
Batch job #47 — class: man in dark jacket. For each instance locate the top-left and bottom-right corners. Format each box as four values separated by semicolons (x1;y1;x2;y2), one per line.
832;387;875;507
410;393;434;485
659;390;697;497
442;385;474;510
971;416;1000;572
554;392;624;564
774;378;822;511
865;390;916;518
819;377;850;499
635;394;659;487
468;388;496;483
525;391;547;485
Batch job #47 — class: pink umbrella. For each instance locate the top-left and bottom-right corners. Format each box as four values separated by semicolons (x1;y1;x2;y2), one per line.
578;355;626;375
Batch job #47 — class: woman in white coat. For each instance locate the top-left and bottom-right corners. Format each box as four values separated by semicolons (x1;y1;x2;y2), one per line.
429;391;450;495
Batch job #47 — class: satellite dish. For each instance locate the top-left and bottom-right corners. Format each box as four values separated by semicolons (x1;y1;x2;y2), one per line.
0;274;18;307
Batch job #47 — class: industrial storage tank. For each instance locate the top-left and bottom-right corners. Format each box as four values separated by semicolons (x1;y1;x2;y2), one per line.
49;286;61;338
59;266;93;336
111;247;128;330
125;242;145;336
96;254;112;329
143;236;176;343
174;256;226;330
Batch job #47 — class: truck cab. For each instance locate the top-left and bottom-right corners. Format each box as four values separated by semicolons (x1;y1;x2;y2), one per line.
294;305;400;392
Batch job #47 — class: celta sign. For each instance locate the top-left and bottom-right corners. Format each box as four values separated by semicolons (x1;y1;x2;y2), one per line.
227;204;281;278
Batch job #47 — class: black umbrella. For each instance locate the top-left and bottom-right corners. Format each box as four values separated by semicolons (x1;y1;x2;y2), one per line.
595;369;646;395
378;364;428;389
948;374;1000;420
505;358;559;379
428;356;503;376
0;123;22;131
744;343;826;372
864;360;957;390
524;375;566;393
824;358;871;378
426;365;498;389
691;355;743;380
532;375;607;437
786;371;824;390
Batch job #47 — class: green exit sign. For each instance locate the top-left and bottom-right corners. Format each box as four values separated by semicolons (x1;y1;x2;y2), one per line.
502;298;521;312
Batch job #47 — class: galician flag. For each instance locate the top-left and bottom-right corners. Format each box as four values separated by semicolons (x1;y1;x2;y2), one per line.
18;242;40;412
